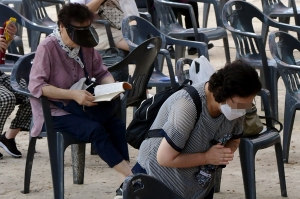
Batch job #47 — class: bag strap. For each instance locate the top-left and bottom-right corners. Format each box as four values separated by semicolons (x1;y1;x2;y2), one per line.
79;49;91;85
259;116;283;132
148;82;202;138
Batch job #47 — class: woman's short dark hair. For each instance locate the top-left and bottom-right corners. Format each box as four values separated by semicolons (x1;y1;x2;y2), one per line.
208;60;262;103
57;3;94;28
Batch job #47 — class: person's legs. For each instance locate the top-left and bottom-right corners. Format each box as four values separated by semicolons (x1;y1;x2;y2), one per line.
0;74;31;158
52;114;131;176
0;85;16;159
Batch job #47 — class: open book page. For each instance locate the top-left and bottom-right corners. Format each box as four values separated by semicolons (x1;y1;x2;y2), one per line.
93;82;132;102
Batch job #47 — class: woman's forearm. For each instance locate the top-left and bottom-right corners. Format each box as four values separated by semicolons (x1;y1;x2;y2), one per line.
224;139;240;153
42;85;75;100
158;152;208;168
86;0;105;12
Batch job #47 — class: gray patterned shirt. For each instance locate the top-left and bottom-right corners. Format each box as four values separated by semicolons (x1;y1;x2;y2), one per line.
137;83;244;199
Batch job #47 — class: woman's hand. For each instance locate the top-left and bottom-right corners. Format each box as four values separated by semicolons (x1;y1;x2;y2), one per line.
204;143;234;165
72;90;97;107
0;37;8;53
5;22;17;42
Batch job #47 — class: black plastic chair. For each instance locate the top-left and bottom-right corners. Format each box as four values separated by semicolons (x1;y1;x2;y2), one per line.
176;58;287;198
222;0;300;120
122;15;209;93
108;37;162;123
22;0;57;51
10;52;87;198
261;0;300;43
239;89;287;199
154;0;230;63
269;31;300;163
123;173;184;199
0;4;53;51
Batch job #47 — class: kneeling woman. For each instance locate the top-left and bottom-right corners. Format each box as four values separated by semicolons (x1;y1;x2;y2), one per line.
133;60;262;199
28;3;131;198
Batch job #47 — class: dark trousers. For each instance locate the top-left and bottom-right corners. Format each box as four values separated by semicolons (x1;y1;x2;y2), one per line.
50;100;129;168
132;162;214;199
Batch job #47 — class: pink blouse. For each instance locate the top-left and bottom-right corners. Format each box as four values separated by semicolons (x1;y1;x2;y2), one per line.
28;36;111;137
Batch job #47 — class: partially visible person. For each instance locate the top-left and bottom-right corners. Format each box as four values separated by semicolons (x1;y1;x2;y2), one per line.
70;0;131;51
28;4;131;199
0;22;31;159
132;60;262;199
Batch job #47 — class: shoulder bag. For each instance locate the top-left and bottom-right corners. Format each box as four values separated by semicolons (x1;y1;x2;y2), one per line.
98;0;123;30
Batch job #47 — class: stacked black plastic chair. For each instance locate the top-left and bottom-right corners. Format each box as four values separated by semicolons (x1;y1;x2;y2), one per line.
269;31;300;163
221;0;300;120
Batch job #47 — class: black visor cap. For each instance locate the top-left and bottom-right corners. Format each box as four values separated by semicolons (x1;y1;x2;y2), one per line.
66;24;99;48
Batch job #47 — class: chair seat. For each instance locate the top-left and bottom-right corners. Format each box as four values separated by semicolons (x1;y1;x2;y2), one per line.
148;70;178;88
168;26;227;41
243;129;282;149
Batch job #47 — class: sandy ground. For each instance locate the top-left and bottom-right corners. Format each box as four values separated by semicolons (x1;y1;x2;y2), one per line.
1;0;300;198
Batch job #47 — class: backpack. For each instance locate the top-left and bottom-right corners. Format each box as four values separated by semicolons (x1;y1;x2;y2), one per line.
126;80;202;149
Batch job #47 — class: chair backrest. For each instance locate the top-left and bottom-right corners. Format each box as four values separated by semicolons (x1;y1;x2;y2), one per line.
260;0;286;15
0;4;53;50
22;0;56;26
108;37;162;107
175;57;193;85
123;173;184;199
0;4;53;33
269;31;300;95
10;52;35;97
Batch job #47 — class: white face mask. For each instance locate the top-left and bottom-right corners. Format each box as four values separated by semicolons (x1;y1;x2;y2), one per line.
220;101;246;121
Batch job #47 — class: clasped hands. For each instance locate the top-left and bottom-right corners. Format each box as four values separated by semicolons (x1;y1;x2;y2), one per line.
204;143;234;166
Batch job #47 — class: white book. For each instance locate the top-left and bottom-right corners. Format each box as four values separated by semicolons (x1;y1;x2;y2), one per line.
92;82;132;102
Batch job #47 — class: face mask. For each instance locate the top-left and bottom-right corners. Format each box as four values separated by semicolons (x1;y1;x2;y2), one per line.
220;101;246;121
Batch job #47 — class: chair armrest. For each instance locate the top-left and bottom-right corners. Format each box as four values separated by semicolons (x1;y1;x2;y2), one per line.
139;12;152;23
157;49;178;88
6;53;22;62
10;81;33;97
175;57;193;85
165;36;209;59
94;19;116;48
40;0;65;6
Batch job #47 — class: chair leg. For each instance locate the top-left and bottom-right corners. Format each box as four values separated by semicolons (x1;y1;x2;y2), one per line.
239;140;257;199
214;168;222;193
48;133;65;199
282;104;296;163
261;24;269;47
223;37;231;63
22;137;37;194
274;142;287;197
71;144;86;184
202;3;210;28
